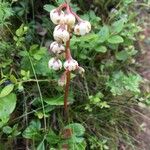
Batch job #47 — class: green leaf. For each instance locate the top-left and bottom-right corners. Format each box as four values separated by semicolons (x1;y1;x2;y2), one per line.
112;19;125;34
16;24;24;37
43;4;55;12
116;51;129;61
70;141;86;150
37;141;45;150
64;123;85;137
99;101;110;109
60;123;86;150
108;35;124;44
10;75;17;84
2;126;13;134
106;71;142;96
0;84;14;98
22;120;41;139
46;130;60;144
0;79;6;86
0;93;17;119
44;95;74;106
98;25;109;43
95;46;107;53
44;96;64;106
79;54;87;60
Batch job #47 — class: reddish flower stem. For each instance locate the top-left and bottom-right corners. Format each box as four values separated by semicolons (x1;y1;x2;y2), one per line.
64;28;71;118
68;7;83;22
58;3;67;10
64;70;71;117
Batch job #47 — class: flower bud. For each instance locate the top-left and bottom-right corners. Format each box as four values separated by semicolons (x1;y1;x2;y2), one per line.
58;72;67;86
64;59;78;71
64;13;76;27
74;21;91;35
53;25;70;43
49;41;65;54
50;9;64;24
48;57;62;70
78;66;85;74
58;79;66;86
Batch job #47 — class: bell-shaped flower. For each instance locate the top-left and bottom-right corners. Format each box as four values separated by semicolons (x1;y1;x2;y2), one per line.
48;57;62;70
64;13;76;27
50;9;64;24
64;59;78;71
74;20;91;35
53;25;70;43
49;41;65;54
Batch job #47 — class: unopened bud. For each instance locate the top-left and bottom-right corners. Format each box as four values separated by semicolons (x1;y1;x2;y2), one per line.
78;66;85;75
58;78;66;86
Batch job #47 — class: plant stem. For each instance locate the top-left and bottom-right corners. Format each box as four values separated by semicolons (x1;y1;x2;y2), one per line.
64;30;71;119
64;70;71;118
28;55;47;130
69;6;82;22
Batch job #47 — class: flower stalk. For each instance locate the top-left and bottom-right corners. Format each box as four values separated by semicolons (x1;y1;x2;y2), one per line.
48;1;91;120
64;35;71;117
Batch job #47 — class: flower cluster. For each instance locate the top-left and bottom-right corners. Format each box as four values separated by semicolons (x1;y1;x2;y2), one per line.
48;2;91;86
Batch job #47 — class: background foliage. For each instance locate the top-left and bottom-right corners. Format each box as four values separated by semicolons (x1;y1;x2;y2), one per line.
0;0;149;149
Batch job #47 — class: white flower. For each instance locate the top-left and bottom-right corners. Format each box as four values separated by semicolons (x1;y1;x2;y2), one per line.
64;13;76;26
58;78;66;86
53;25;70;43
74;21;91;35
50;41;65;54
50;9;64;24
48;57;62;70
64;59;78;71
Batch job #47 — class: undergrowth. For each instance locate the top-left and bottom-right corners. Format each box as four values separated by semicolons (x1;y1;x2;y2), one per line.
0;0;149;149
